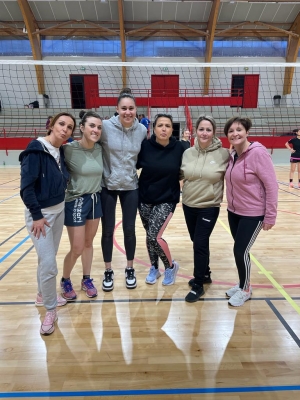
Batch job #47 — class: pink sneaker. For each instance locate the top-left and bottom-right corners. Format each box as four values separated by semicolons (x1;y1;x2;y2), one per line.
289;182;294;188
35;293;67;307
81;278;98;298
40;310;57;335
60;278;77;301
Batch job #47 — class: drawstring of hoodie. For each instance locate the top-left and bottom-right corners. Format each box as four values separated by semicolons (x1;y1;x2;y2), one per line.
199;149;208;178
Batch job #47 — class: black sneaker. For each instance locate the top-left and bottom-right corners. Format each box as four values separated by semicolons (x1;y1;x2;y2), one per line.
185;284;204;303
188;275;212;287
125;267;137;289
102;269;114;292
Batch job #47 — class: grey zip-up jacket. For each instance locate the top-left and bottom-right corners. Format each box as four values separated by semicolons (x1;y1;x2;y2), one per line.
99;115;147;190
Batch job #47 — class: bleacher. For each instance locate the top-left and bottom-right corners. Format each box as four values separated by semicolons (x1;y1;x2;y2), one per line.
0;106;298;150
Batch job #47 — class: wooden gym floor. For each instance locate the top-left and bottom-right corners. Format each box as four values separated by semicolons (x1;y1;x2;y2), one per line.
0;166;300;400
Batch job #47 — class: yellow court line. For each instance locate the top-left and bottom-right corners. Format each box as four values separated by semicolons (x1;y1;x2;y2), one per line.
217;217;300;315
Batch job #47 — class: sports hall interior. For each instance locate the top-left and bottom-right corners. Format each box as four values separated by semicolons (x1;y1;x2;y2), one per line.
1;0;300;399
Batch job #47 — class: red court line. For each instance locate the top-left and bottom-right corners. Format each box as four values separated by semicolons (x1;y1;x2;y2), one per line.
113;221;300;289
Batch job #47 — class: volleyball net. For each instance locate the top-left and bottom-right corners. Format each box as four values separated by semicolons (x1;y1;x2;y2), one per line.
0;60;300;150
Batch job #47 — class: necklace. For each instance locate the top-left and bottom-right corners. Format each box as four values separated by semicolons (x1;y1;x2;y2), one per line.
46;137;59;148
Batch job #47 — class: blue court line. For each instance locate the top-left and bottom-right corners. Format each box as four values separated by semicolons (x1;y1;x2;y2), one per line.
0;193;19;204
0;226;26;247
1;385;300;398
0;245;33;280
266;299;300;347
0;236;30;263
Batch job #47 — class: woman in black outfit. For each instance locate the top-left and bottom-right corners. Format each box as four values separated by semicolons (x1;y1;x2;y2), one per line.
137;114;184;286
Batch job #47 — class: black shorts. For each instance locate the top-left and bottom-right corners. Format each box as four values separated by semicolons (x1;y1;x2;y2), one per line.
290;156;300;163
65;193;102;226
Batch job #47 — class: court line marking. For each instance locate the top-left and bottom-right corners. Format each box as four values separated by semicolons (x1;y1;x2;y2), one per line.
0;226;26;247
0;384;300;398
1;297;300;306
0;236;30;263
217;217;300;315
266;299;300;348
0;178;19;186
0;193;19;204
0;245;33;280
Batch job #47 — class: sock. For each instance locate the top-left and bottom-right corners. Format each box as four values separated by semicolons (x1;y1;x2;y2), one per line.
83;275;90;280
290;179;293;182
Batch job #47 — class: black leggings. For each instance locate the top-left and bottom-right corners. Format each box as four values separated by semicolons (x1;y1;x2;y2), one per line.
101;187;139;263
183;205;219;285
139;202;176;269
228;210;263;290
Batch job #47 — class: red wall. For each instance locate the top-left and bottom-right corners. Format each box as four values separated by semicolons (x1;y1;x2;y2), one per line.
0;136;290;152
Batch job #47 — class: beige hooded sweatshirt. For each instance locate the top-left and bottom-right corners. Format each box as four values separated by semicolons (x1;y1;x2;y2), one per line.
180;137;230;208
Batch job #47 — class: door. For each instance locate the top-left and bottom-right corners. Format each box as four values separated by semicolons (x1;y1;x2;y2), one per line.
70;74;99;109
172;122;180;140
231;74;259;108
243;74;259;108
151;75;179;98
70;75;85;109
84;75;99;108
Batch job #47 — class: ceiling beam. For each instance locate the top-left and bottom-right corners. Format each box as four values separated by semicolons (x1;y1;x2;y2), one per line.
0;21;25;36
204;0;221;94
253;21;299;38
283;12;300;95
118;0;127;88
126;20;208;37
215;21;250;36
0;28;292;38
126;21;164;36
17;0;44;94
32;20;119;36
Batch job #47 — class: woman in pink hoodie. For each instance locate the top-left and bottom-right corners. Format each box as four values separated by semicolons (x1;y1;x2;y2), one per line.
224;117;278;307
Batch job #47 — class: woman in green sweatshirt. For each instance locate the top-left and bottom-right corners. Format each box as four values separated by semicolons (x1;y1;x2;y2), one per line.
180;115;230;302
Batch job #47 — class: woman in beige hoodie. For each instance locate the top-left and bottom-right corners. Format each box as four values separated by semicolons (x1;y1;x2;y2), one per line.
180;115;230;302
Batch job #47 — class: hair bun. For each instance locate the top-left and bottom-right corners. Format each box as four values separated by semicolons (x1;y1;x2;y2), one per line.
79;110;86;119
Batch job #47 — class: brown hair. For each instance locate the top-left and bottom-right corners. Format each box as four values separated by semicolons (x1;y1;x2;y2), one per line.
224;117;252;137
47;112;76;136
153;113;173;128
195;115;217;135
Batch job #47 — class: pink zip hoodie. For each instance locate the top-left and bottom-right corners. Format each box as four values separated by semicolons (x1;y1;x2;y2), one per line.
225;142;278;225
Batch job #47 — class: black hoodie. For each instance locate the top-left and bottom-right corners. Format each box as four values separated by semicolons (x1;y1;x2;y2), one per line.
137;135;184;204
19;139;69;220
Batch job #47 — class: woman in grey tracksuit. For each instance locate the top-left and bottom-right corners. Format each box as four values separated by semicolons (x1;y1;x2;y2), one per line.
99;92;147;292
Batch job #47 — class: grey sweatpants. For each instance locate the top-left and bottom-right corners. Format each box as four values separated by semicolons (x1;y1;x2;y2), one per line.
25;209;64;310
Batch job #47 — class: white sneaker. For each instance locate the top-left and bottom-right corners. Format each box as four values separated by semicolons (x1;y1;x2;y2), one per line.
125;267;137;289
225;284;240;298
228;288;251;307
226;284;252;298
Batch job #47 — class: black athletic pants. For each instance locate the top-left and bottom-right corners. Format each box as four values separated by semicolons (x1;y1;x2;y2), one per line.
227;210;263;290
183;205;219;286
101;187;138;263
